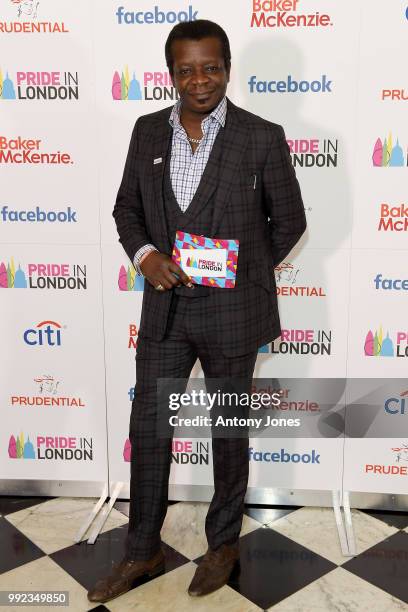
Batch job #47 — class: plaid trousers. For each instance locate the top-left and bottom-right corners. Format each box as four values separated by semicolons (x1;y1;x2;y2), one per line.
126;293;258;560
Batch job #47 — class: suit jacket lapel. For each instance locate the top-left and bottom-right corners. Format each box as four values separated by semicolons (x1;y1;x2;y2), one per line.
151;110;172;244
210;99;249;236
175;127;223;231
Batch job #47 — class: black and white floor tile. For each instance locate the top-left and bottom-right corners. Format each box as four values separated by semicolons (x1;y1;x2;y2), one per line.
0;495;407;611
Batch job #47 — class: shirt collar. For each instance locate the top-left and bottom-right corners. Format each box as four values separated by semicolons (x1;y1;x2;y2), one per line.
169;96;227;130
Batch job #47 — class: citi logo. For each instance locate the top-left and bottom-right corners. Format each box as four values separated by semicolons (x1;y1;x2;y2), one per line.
23;320;64;346
385;391;408;415
248;74;332;94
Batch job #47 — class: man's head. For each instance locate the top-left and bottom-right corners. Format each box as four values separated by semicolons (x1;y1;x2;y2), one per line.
165;19;231;115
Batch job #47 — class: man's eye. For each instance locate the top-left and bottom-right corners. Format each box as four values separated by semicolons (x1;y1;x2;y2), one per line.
206;66;219;72
179;69;191;76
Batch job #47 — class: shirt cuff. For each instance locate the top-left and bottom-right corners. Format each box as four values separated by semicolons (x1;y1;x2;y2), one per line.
133;244;157;275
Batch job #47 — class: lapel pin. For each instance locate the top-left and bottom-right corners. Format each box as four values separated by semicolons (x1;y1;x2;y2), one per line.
153;157;162;165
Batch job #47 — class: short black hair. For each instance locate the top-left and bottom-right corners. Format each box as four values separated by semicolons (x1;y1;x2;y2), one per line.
165;19;231;77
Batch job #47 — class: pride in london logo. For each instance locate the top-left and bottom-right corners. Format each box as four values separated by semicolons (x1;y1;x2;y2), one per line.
0;258;87;290
8;433;35;459
112;66;177;102
118;264;144;291
186;255;198;269
112;68;142;100
8;433;94;460
0;258;26;287
0;70;16;99
365;328;408;358
364;327;394;357
0;69;79;101
372;134;407;167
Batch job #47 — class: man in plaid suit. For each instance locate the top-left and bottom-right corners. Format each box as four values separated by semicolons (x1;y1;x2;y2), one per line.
88;19;306;604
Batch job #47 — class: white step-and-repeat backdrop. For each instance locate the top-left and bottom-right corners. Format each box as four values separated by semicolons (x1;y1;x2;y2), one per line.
1;0;407;500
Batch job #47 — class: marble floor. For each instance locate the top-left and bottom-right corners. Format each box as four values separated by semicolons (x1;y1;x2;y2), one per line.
1;496;408;611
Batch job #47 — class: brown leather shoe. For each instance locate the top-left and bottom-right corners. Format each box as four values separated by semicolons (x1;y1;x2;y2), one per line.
188;542;240;597
87;549;165;603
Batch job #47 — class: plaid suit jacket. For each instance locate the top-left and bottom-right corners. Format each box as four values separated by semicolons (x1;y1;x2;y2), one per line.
113;98;306;356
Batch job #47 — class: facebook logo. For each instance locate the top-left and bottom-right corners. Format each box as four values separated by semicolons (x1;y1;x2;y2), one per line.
248;75;333;94
0;205;77;223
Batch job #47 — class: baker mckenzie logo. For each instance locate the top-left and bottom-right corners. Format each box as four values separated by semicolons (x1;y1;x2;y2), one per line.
288;138;338;168
10;375;86;408
1;0;69;34
0;136;73;165
112;67;178;102
128;324;138;349
377;203;408;232
0;70;79;101
0;259;87;290
372;134;407;167
115;5;198;25
23;320;65;346
8;433;93;461
250;0;333;29
259;328;332;355
275;261;326;297
248;74;332;94
364;327;408;358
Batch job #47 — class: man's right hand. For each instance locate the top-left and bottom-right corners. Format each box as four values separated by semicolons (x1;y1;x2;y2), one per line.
140;251;194;291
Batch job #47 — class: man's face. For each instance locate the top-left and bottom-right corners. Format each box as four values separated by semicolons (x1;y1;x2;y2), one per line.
170;36;229;115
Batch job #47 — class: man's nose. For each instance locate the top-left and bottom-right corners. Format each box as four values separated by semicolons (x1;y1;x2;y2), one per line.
190;68;210;86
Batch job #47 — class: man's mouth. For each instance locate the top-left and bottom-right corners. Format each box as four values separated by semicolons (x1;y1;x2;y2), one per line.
190;91;215;99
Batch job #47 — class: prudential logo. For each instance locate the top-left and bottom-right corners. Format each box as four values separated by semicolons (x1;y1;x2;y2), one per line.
115;5;198;25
